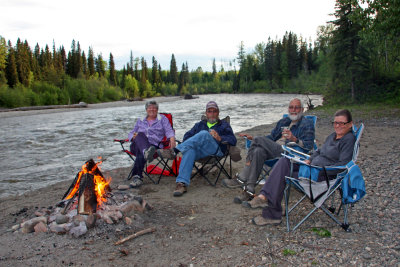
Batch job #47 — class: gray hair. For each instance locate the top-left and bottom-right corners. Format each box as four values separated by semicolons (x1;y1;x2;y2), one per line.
145;100;159;110
289;98;303;108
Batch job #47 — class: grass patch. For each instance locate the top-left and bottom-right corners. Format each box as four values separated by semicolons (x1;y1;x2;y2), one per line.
311;227;331;237
282;248;297;256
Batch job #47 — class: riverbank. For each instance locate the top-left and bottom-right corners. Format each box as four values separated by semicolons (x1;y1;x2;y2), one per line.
0;96;181;118
0;107;399;266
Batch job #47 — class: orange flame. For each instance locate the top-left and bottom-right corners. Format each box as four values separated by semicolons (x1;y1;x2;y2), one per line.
64;159;111;207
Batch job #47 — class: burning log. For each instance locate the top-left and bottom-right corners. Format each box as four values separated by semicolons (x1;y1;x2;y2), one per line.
78;173;97;215
60;158;111;215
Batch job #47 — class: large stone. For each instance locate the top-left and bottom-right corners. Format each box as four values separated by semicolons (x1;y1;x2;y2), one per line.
70;221;87;238
34;222;48;233
49;222;67;234
21;216;48;233
56;214;70;224
120;200;144;216
117;185;130;190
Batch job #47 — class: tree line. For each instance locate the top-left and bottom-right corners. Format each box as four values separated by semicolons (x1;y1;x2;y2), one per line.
0;0;398;108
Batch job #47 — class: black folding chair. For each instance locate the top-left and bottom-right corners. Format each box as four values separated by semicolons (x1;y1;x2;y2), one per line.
190;116;234;186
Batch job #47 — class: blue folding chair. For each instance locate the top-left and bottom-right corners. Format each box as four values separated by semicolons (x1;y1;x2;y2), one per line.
243;114;317;186
283;124;365;232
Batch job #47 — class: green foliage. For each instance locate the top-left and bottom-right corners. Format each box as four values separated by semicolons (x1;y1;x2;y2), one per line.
282;249;297;256
311;227;331;237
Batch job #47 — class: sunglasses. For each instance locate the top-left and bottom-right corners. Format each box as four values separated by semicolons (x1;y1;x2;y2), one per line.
332;121;350;126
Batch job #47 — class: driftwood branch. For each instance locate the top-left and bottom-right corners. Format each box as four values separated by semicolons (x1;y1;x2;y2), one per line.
114;227;156;245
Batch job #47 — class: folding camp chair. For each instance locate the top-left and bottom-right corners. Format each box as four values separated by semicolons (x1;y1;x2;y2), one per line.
243;114;317;186
190;116;234;186
114;113;180;184
283;123;365;232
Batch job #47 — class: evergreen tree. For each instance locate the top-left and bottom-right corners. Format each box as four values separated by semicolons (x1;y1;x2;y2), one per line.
264;38;275;88
151;56;159;85
75;42;82;77
129;51;134;76
0;36;8;84
330;0;369;101
5;43;19;87
109;53;117;85
95;53;106;77
134;58;140;81
169;54;178;84
212;58;217;77
81;51;87;77
15;39;31;87
87;47;95;77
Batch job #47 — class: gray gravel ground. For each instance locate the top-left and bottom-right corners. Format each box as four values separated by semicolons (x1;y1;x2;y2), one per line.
0;107;399;266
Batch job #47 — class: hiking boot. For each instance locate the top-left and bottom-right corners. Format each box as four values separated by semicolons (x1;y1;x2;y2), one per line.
233;190;253;204
129;175;143;188
173;182;187;197
252;215;281;226
157;148;176;160
242;195;268;209
144;146;156;163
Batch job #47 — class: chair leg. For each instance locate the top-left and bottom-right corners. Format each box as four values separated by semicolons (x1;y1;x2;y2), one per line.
284;183;291;232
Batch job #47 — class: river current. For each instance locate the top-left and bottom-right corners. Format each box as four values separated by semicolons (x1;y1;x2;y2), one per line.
0;93;322;199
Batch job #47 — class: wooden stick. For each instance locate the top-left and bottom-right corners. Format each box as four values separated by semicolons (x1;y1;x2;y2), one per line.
114;227;156;245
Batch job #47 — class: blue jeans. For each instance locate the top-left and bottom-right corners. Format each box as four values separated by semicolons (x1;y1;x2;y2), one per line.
176;130;223;185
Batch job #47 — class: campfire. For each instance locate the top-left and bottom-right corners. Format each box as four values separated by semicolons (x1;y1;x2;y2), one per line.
61;158;111;215
12;158;154;240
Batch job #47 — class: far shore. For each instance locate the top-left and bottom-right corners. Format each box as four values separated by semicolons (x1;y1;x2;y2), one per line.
0;96;182;119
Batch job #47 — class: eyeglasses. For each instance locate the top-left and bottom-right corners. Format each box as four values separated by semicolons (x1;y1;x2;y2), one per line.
207;109;218;113
332;121;350;126
288;106;302;110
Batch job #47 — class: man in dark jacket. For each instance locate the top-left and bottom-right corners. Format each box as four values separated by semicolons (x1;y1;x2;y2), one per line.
157;101;237;196
222;98;315;202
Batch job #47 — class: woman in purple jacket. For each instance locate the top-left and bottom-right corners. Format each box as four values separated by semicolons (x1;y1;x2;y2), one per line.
127;100;175;188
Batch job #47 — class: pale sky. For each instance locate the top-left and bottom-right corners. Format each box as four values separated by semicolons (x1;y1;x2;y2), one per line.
1;0;337;71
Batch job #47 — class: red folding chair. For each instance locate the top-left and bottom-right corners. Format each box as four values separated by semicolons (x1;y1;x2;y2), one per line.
114;113;180;184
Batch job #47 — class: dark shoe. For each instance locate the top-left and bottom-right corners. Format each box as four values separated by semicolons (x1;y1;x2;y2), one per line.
233;190;253;204
252;215;281;226
242;195;268;209
144;146;156;163
129;176;143;188
173;182;187;197
157;148;176;160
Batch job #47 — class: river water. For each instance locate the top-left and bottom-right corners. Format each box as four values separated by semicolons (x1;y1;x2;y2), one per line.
0;93;322;199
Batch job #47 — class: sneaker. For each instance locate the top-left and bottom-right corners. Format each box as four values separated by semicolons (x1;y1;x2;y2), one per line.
129;176;143;188
233;191;253;204
242;195;268;209
251;215;281;226
157;148;176;160
144;146;156;163
173;182;187;197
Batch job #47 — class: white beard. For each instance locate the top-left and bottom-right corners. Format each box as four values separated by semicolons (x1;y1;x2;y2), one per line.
289;112;303;121
207;118;218;124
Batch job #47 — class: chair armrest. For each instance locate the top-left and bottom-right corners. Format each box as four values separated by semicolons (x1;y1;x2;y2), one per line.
282;145;310;160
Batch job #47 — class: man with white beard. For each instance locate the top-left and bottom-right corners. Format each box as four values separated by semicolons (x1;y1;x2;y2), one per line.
222;98;315;203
